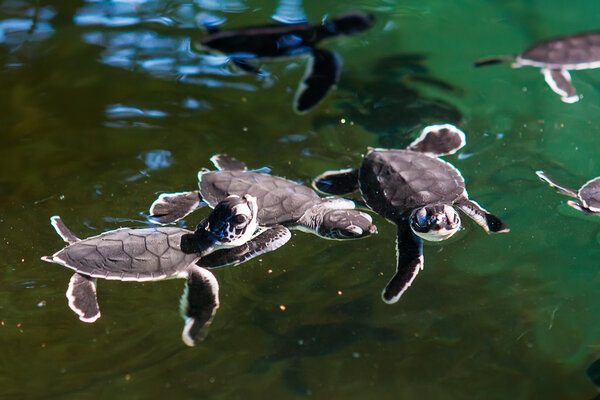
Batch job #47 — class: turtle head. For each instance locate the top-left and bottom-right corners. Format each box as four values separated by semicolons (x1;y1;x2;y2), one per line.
323;11;374;36
203;194;258;248
317;209;378;240
409;204;460;241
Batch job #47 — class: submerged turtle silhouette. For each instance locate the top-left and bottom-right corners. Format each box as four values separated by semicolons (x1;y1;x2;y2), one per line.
313;124;509;303
536;170;600;215
197;11;374;113
475;31;600;103
41;195;287;346
149;154;377;242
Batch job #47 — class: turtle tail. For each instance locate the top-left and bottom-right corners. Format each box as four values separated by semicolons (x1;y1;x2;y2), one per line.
474;55;515;67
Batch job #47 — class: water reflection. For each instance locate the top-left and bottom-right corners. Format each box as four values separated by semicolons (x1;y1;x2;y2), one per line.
0;1;55;51
314;53;462;147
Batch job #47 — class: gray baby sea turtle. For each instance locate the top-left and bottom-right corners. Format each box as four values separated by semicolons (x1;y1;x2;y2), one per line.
475;31;600;103
41;195;286;346
313;124;509;304
198;11;374;112
149;154;377;243
536;170;600;215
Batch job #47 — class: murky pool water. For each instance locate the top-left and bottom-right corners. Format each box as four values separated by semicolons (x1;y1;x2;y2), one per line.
2;0;600;398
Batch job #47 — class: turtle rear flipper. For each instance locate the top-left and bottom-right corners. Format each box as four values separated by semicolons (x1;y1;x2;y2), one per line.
293;48;341;113
382;222;424;304
149;191;205;225
50;216;80;244
180;265;220;346
407;124;466;156
232;58;264;75
541;68;579;103
455;198;509;233
67;273;100;323
210;154;248;171
312;168;359;195
198;225;291;268
535;171;579;197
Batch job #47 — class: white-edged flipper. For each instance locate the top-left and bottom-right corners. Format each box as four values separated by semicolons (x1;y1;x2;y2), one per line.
455;198;509;233
293;48;341;113
541;68;579;103
180;265;220;347
407;124;466;156
535;170;579;197
149;191;205;225
382;222;424;304
50;216;80;244
210;154;248;171
197;225;291;268
67;273;100;323
312;168;359;195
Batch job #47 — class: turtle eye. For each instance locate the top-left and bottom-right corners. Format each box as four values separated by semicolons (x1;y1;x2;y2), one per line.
232;214;248;225
414;208;428;227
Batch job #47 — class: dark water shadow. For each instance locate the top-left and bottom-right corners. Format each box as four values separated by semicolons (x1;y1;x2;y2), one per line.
313;53;463;148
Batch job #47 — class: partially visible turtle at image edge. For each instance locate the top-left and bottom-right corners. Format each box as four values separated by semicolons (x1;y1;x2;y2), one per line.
149;154;377;244
313;124;509;304
197;11;374;113
475;31;600;103
41;195;288;346
536;170;600;215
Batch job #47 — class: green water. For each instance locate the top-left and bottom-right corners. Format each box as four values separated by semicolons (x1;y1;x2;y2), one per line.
2;0;600;398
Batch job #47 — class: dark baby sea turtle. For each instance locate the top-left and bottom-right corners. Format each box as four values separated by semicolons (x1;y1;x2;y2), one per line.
475;31;600;103
41;195;286;346
149;154;377;243
313;124;509;304
536;170;600;215
198;11;374;112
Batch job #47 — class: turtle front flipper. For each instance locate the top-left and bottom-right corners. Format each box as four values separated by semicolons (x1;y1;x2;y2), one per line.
197;225;291;268
180;265;220;346
312;168;359;195
541;68;579;103
535;170;579;197
149;191;205;225
293;48;341;113
210;154;248;171
67;273;100;323
406;124;466;156
455;198;509;233
382;221;424;304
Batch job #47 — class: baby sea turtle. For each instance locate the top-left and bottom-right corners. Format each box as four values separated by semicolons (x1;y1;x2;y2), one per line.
149;154;377;242
41;195;286;346
198;11;374;112
536;170;600;215
313;124;509;304
475;31;600;103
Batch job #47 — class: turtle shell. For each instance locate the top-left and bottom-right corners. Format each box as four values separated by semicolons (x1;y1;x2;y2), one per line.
580;176;600;212
202;23;314;58
520;32;600;69
50;227;199;281
359;149;466;221
199;170;321;226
